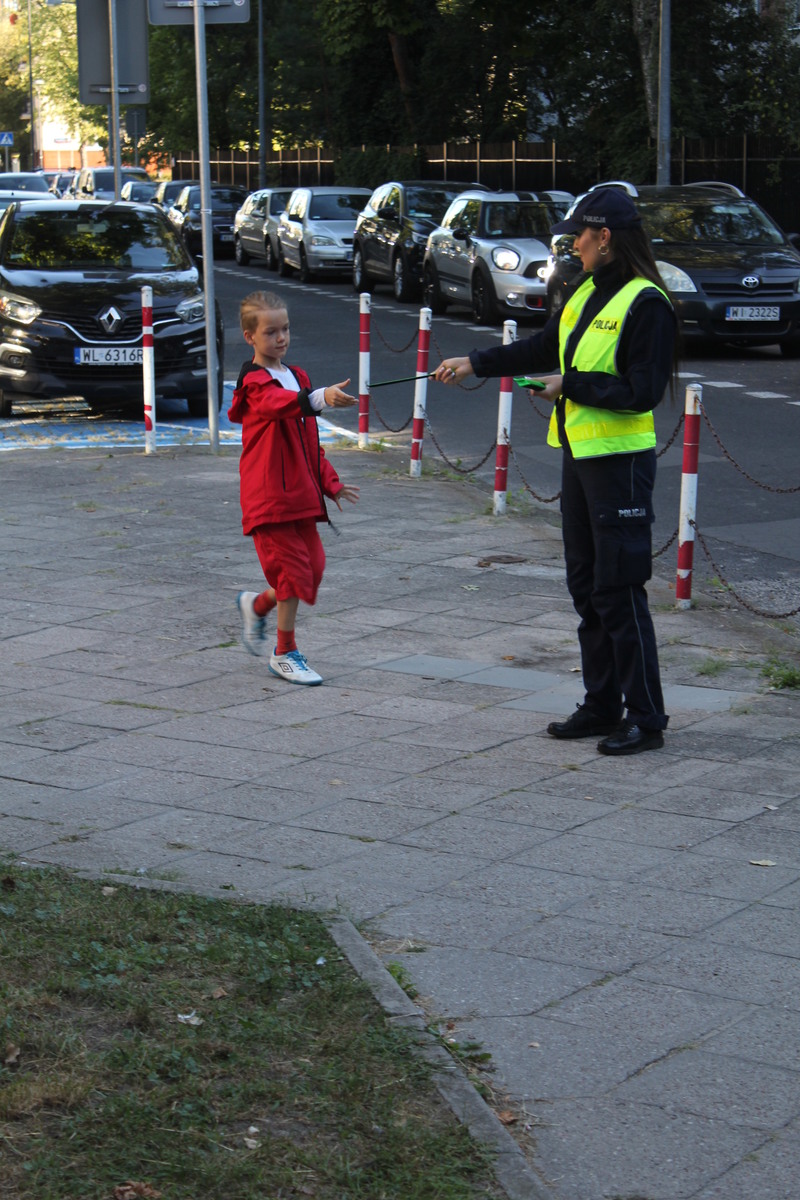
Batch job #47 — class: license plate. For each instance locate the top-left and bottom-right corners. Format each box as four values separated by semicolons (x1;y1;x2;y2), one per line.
75;347;143;365
220;233;233;242
725;305;780;321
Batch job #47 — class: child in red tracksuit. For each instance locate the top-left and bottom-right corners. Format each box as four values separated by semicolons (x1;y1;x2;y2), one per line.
228;290;359;686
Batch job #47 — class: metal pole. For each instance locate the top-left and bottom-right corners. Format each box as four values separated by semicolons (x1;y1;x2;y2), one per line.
193;0;220;451
26;0;36;168
257;0;266;188
108;0;121;197
656;0;671;185
676;382;701;609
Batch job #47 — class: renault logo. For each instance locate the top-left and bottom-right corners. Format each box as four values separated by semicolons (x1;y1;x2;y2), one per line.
741;275;760;290
98;305;124;334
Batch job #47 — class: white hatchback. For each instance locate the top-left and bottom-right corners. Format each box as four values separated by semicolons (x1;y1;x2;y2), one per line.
277;186;371;282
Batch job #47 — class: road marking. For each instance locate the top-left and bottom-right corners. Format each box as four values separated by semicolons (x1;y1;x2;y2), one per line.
746;391;790;399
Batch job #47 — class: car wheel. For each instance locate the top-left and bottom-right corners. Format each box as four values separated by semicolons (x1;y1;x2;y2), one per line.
779;336;800;358
423;262;448;315
0;390;11;419
234;236;250;266
298;245;314;284
264;237;276;271
277;242;291;277
392;252;415;302
352;245;373;293
471;267;499;325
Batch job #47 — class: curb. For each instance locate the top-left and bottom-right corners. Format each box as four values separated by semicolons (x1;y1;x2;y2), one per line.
327;915;557;1200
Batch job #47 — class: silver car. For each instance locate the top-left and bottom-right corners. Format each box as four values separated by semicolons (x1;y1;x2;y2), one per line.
277;186;371;282
423;190;568;325
233;187;292;270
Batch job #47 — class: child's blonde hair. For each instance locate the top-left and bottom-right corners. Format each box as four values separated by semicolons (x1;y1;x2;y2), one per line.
239;290;286;334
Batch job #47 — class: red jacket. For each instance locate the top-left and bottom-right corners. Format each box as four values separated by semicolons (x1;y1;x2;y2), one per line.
228;361;342;535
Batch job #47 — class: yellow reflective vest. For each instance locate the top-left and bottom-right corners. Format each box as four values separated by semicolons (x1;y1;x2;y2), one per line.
547;276;671;459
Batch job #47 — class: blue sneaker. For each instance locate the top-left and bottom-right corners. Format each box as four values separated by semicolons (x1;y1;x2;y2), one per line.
237;591;266;656
268;648;322;686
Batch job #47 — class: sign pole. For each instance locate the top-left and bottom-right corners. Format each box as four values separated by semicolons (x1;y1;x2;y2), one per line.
193;0;220;452
107;0;121;197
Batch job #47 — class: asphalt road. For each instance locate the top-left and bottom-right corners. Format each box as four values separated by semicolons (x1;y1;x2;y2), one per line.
2;259;797;621
216;262;800;620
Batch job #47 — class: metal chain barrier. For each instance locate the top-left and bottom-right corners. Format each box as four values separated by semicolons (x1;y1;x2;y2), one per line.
368;394;414;433
507;441;561;504
430;332;490;391
524;391;551;421
700;403;800;493
690;520;800;619
370;311;419;355
424;413;497;474
656;412;685;458
653;527;679;559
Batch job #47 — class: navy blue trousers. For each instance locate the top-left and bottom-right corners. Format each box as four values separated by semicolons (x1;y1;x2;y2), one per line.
560;447;668;731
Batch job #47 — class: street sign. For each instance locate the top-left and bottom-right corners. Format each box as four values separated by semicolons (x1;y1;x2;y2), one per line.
124;107;147;143
147;0;249;26
77;0;150;106
0;133;14;146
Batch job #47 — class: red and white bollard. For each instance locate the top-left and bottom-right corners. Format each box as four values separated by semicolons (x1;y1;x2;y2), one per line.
141;286;156;455
676;382;702;609
409;306;432;478
358;292;370;449
493;319;517;514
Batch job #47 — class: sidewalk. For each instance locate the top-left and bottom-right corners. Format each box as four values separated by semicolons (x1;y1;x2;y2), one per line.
2;441;799;1200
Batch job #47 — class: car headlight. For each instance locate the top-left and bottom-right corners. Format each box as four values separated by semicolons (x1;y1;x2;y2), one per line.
492;247;521;272
309;235;335;247
411;232;428;246
656;261;697;293
176;296;206;323
0;291;42;325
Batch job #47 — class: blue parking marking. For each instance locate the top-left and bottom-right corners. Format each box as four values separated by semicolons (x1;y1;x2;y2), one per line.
0;384;355;452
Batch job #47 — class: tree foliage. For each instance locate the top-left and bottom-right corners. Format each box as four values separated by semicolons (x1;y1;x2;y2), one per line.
10;0;800;180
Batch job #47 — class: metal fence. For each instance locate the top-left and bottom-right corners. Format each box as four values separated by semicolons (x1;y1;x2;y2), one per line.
174;136;800;232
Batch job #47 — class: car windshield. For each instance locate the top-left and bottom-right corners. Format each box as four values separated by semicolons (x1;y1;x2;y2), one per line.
4;208;192;270
211;189;247;210
481;202;559;239
308;194;366;220
0;174;49;193
406;186;468;221
93;169;148;190
639;198;785;245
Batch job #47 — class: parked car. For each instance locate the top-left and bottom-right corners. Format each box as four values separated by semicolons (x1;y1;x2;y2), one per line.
0;172;55;197
233;187;292;269
277;186;371;282
120;179;159;203
423;189;568;324
352;180;493;301
72;166;151;200
152;178;199;210
544;180;800;355
49;170;78;197
167;184;248;258
0;199;223;419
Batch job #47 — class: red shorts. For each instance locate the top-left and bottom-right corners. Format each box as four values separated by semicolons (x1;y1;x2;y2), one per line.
251;519;326;606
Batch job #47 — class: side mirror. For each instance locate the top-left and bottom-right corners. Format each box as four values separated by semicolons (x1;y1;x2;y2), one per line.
377;205;398;222
452;227;470;244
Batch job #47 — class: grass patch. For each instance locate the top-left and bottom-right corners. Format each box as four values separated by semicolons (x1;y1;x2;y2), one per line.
762;655;800;690
0;863;503;1200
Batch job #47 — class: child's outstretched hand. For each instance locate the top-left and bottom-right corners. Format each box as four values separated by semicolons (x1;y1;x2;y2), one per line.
324;379;357;408
333;484;360;509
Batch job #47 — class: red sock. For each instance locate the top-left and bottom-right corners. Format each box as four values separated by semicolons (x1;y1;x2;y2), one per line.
254;590;276;618
276;628;297;655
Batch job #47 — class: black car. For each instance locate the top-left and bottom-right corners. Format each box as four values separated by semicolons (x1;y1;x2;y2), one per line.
0;199;223;419
545;181;800;355
352;180;488;301
167;184;248;258
152;178;199;210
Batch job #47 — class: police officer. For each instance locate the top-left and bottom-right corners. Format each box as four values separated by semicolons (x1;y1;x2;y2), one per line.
434;187;676;756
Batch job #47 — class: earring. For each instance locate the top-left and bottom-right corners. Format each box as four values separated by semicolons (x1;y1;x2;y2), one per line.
599;244;609;256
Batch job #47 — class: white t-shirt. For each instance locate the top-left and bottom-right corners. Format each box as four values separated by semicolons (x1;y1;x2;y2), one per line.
267;365;326;412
